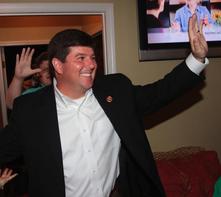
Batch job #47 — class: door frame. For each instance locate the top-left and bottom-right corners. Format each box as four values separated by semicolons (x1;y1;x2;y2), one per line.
0;2;116;126
0;2;116;74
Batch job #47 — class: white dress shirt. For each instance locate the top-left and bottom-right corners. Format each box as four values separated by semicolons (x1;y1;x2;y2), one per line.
54;81;120;197
53;54;207;197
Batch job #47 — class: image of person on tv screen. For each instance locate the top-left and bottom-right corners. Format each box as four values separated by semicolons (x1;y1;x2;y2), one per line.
172;0;214;32
146;0;167;28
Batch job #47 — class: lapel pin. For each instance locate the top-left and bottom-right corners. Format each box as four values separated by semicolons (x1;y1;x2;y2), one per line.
106;96;113;103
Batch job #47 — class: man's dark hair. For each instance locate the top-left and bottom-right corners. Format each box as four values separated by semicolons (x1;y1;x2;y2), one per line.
47;29;95;78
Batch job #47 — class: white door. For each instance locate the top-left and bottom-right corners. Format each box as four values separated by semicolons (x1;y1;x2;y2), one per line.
0;47;8;126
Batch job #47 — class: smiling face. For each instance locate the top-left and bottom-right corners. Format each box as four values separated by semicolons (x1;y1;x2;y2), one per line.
52;46;97;99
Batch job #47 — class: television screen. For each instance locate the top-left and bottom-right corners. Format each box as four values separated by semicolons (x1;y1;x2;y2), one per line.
137;0;221;60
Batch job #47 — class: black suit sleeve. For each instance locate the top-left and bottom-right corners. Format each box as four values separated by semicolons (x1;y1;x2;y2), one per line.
134;62;204;116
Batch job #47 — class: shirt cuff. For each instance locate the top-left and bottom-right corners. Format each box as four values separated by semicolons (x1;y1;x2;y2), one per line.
185;53;209;75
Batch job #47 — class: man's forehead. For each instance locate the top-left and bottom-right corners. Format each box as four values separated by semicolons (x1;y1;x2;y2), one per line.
68;46;95;54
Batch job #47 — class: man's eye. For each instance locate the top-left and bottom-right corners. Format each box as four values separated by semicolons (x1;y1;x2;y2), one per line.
77;56;85;61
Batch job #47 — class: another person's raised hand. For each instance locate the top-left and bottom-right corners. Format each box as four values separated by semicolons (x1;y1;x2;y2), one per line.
14;47;41;80
0;168;18;190
6;47;42;109
188;14;208;63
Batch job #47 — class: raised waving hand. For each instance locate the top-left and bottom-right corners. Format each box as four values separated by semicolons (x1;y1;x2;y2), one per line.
6;48;41;109
14;47;41;80
0;168;18;190
188;14;208;62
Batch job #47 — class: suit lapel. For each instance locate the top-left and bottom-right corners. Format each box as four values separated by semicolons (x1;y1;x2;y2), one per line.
39;86;65;180
93;86;115;117
93;79;160;185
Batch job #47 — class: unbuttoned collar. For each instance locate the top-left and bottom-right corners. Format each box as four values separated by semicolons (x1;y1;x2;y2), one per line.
53;78;93;109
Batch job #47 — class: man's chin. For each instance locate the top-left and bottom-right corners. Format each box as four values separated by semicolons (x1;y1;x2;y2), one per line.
82;83;94;91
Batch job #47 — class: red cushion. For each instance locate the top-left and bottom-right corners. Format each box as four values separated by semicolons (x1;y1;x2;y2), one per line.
169;155;207;197
192;151;221;196
165;151;220;197
156;150;221;197
156;160;190;197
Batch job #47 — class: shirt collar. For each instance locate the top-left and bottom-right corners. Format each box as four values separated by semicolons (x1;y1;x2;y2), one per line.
53;78;93;108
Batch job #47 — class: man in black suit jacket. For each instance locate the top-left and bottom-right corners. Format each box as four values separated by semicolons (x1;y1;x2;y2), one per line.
0;14;208;197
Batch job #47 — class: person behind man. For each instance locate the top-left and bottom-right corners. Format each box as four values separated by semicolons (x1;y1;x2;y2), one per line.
0;14;209;197
22;50;51;94
6;48;52;109
172;0;214;32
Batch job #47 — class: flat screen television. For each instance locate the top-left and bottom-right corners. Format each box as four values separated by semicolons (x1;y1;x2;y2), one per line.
137;0;221;61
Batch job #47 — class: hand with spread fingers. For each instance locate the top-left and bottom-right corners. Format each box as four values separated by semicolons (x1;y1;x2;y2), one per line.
14;47;41;80
6;47;42;109
188;14;208;63
0;168;18;190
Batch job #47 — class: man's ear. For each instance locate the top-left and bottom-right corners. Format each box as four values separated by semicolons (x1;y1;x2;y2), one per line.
52;58;63;74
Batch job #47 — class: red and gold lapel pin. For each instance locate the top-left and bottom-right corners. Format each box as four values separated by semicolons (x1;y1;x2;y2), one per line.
106;96;113;103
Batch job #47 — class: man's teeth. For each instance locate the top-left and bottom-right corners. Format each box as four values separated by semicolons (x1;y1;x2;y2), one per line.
81;73;91;77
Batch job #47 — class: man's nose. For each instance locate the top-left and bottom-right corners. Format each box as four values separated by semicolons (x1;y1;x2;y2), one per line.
85;58;97;69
